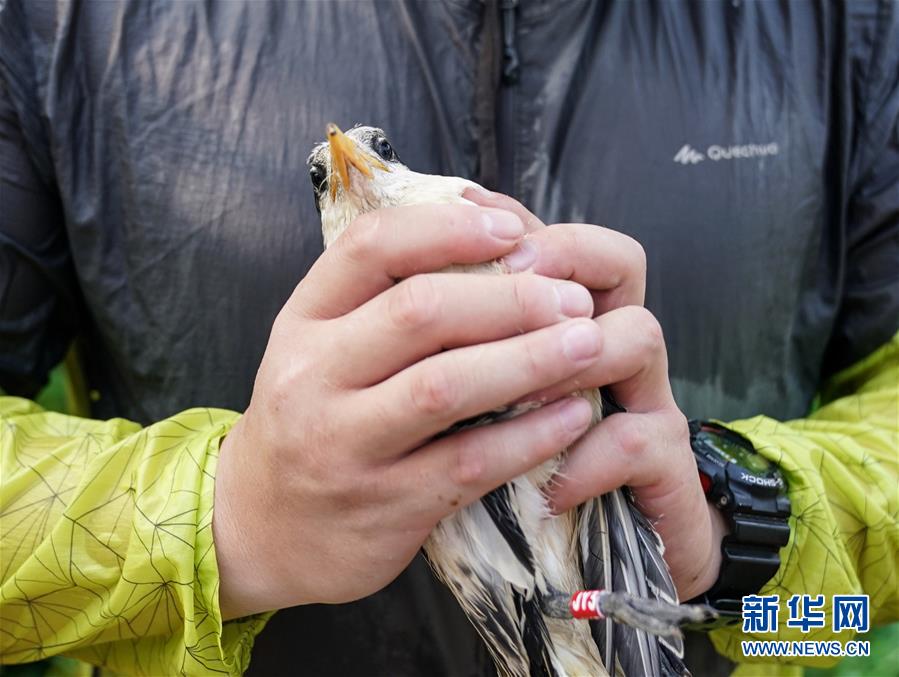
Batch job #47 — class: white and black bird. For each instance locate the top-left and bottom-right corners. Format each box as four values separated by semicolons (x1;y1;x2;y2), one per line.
307;124;711;677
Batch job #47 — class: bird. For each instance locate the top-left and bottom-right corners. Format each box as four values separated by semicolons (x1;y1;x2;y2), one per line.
306;124;711;677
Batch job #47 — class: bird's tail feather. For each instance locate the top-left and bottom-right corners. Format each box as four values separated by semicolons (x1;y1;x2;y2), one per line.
515;590;559;677
578;498;614;668
606;487;700;676
625;494;689;665
605;490;661;675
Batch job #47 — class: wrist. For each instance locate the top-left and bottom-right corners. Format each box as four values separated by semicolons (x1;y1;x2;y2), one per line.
679;500;730;601
695;501;730;598
213;417;281;619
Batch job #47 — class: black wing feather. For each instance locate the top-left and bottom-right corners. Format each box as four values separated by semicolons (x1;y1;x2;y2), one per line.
481;484;537;575
515;590;558;677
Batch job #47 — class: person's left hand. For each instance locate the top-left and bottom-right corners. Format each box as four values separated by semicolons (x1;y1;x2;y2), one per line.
466;189;728;601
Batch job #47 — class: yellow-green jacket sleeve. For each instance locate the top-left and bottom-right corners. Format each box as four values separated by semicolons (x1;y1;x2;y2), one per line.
0;399;270;675
711;333;899;667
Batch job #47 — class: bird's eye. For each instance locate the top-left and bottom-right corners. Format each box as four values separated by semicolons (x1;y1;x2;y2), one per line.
309;164;327;194
373;136;396;162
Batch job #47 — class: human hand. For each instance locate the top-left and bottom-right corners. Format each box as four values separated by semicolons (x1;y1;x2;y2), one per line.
467;190;729;602
213;202;608;618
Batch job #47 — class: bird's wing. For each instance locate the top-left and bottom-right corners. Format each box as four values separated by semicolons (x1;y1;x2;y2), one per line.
481;484;560;677
426;487;574;677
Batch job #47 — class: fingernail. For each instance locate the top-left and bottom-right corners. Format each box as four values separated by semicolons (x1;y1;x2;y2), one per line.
555;282;592;317
558;397;593;433
502;240;538;271
482;209;524;240
562;322;601;362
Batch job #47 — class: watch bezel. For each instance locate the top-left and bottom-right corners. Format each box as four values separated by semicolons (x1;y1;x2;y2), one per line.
690;421;790;517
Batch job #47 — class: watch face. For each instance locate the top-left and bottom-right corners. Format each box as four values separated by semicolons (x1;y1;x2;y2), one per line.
696;427;776;478
715;434;772;474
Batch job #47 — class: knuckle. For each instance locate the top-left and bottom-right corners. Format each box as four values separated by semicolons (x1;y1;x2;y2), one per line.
450;437;487;486
266;362;307;412
562;226;582;253
630;306;665;358
267;376;293;416
667;410;691;448
644;316;665;352
625;236;648;278
341;210;382;260
410;364;459;417
519;335;545;380
511;275;542;322
388;276;439;331
612;417;647;458
547;225;582;268
668;409;689;434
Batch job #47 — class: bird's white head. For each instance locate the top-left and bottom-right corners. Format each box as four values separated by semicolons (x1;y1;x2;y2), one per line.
307;124;408;247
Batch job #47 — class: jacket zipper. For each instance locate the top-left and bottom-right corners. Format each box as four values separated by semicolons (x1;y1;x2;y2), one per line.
500;0;520;84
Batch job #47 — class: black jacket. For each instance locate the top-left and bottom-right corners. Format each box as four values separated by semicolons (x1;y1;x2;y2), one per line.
1;1;897;675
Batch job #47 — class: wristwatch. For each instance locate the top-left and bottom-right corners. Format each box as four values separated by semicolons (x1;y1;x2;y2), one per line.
686;420;792;624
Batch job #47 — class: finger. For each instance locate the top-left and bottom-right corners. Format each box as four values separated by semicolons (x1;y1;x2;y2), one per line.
546;410;691;513
331;273;593;386
463;187;546;232
362;317;602;455
547;409;713;598
502;223;647;314
520;305;675;412
394;397;594;523
291;204;525;320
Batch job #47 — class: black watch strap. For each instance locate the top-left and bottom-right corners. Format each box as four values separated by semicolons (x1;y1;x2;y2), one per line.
702;516;790;616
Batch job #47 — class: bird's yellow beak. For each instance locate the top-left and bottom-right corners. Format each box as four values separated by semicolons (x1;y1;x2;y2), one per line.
327;123;386;199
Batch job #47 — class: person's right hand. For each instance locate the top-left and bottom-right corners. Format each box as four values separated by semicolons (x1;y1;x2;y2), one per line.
213;203;604;619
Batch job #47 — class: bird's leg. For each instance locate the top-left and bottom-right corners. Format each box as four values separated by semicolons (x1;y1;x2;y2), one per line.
538;587;717;638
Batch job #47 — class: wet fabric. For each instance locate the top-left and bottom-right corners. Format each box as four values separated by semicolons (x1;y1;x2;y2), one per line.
1;0;898;675
1;334;896;674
